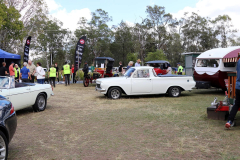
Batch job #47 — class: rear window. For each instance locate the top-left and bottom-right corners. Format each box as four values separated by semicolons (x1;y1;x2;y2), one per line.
196;59;219;67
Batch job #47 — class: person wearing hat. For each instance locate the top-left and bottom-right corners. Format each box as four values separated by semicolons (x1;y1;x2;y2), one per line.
82;61;89;77
62;61;71;86
9;62;15;78
135;59;141;67
177;63;183;75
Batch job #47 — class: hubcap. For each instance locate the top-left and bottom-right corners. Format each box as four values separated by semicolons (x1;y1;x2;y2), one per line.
171;88;179;97
0;136;6;160
38;96;45;110
111;89;120;99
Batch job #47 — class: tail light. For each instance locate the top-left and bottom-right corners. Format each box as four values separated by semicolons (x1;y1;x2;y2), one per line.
52;86;53;91
10;104;14;115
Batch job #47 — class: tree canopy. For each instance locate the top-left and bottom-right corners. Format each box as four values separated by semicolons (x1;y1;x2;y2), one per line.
1;1;239;68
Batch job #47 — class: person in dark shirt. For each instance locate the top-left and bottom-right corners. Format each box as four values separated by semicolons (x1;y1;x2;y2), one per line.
0;62;8;76
82;61;89;77
55;63;59;84
119;61;123;76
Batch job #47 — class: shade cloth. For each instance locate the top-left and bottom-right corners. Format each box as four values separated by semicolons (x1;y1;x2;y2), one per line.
0;49;21;59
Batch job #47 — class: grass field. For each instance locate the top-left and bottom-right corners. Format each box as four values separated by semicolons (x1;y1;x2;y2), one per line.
8;83;240;160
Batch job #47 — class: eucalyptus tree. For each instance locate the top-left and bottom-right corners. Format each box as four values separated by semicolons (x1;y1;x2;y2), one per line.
145;5;178;50
0;1;24;52
212;15;237;48
132;22;149;64
3;0;48;54
111;21;133;66
34;19;68;68
164;33;184;65
75;9;113;64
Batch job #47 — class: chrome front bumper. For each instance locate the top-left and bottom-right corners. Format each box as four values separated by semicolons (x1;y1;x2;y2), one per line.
95;86;106;92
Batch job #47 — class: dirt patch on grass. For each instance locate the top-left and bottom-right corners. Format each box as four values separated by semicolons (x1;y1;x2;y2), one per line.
8;84;240;159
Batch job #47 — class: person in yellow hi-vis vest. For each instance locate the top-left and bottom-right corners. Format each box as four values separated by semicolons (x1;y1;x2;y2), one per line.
49;64;58;87
14;64;20;82
61;61;71;86
177;63;183;75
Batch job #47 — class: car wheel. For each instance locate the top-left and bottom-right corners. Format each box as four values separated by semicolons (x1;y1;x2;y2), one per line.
0;131;8;160
168;86;181;97
33;94;47;112
83;78;89;87
108;87;122;99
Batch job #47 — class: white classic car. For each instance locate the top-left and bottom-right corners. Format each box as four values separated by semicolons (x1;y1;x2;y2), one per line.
96;66;196;99
0;76;53;111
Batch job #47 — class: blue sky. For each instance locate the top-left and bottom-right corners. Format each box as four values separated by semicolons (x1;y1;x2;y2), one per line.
47;0;240;32
50;0;197;26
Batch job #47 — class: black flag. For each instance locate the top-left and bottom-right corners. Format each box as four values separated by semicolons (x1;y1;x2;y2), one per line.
74;36;86;72
24;36;31;62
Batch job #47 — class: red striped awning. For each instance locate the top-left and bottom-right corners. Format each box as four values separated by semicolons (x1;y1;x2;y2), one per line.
222;57;238;63
222;49;240;63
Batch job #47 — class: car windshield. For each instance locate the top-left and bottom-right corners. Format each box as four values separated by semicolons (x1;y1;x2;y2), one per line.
95;59;108;68
124;68;136;77
0;77;9;89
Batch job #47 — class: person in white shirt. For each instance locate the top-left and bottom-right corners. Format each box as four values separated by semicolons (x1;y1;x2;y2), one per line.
135;59;141;67
166;63;172;75
36;62;45;84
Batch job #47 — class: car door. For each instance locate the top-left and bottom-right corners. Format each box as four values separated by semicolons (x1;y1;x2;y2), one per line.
9;85;32;110
0;89;10;101
131;69;152;93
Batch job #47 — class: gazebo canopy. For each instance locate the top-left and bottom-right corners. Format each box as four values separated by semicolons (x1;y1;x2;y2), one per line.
0;49;21;59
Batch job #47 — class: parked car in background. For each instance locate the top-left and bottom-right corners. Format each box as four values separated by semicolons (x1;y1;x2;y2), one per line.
96;66;195;99
145;60;170;75
0;76;53;111
0;95;17;159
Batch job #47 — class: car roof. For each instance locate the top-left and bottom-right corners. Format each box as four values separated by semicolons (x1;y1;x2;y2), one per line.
145;60;169;64
95;57;115;61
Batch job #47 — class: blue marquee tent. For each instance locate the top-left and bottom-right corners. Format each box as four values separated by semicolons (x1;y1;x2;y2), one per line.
0;49;21;59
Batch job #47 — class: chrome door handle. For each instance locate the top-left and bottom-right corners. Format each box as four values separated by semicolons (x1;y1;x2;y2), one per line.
26;88;30;90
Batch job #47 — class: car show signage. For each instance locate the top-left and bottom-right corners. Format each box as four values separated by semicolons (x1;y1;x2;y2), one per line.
74;36;86;72
23;36;31;62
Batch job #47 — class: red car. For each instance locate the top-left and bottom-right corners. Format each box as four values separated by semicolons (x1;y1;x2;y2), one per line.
145;60;170;75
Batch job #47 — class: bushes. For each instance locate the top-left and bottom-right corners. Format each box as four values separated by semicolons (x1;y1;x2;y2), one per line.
75;70;84;80
75;70;93;80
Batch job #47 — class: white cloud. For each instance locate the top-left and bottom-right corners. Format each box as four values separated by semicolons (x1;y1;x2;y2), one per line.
172;0;240;32
50;8;92;31
125;20;135;27
45;0;91;31
45;0;61;12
